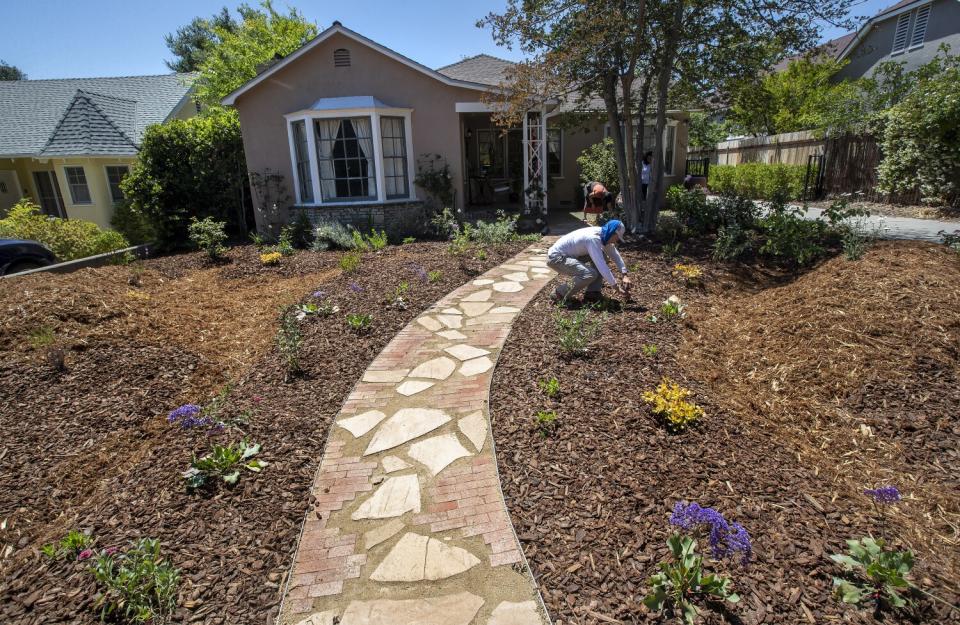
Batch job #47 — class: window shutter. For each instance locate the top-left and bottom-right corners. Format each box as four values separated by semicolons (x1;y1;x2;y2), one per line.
333;48;351;67
910;5;931;48
892;12;911;53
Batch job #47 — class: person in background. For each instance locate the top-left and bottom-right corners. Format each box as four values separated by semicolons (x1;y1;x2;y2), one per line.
547;219;631;305
640;151;653;200
583;181;614;224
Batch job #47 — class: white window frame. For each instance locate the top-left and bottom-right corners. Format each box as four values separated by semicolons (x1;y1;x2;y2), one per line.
63;166;92;205
103;164;130;205
547;127;563;178
908;4;931;51
284;106;416;206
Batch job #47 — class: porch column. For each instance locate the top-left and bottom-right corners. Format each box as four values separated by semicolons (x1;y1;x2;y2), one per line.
522;109;548;227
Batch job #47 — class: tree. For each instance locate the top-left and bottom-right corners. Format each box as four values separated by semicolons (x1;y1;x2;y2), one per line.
481;0;853;233
0;60;26;80
192;1;317;107
688;112;728;149
164;7;238;73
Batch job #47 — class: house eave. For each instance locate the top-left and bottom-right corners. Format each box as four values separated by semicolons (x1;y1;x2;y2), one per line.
836;0;931;63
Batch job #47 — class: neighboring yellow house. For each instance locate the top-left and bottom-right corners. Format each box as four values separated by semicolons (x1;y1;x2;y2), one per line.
0;73;196;229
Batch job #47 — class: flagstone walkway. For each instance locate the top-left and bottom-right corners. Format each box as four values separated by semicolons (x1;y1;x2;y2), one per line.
279;244;557;625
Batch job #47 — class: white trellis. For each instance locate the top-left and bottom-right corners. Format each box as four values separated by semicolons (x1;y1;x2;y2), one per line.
522;109;548;225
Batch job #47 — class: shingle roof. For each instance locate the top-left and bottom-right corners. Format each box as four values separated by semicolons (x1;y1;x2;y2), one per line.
0;73;194;157
772;31;856;71
436;54;516;87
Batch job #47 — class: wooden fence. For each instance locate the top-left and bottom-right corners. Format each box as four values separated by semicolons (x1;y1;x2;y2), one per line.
816;134;921;204
688;130;824;166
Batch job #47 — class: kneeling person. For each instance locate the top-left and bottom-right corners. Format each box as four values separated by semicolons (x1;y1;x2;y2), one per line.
547;220;631;303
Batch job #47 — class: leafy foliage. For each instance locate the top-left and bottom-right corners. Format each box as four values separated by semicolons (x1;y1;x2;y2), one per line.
339;250;362;272
688;112;729;149
164;7;238;73
41;530;93;561
538;377;560;398
182;440;267;489
0;199;128;261
757;199;826;267
644;533;740;625
535;410;558;436
276;304;303;379
940;229;960;255
120;108;247;249
366;229;389;251
285;210;315;249
643;378;705;431
89;539;180;624
0;60;26;80
187;217;228;259
554;308;605;357
260;251;282;265
830;537;915;611
312;221;360;251
192;1;318;107
642;344;659;357
667;187;715;235
346;313;372;334
427;269;442;283
709;163;808;200
413;154;455;208
576;138;620;197
111;200;157;245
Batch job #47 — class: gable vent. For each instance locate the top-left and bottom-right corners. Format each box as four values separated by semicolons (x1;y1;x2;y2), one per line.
892;12;911;53
910;4;931;48
334;48;351;67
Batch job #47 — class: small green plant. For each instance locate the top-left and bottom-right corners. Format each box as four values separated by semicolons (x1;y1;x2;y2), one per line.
42;529;93;560
535;410;558;436
182;439;267;489
649;296;685;323
366;229;388;251
554;308;605;356
286;210;315;249
351;229;370;251
339;250;362;272
538;377;560;398
661;241;681;259
312;221;359;251
187;216;228;260
448;228;470;256
276;305;303;380
643;378;705;432
346;313;373;334
90;538;180;624
428;269;442;283
388;282;410;309
249;230;268;248
713;224;752;261
402;236;416;244
642;344;658;357
830;537;915;611
841;220;874;261
940;229;960;255
29;326;55;349
474;246;488;260
276;228;296;256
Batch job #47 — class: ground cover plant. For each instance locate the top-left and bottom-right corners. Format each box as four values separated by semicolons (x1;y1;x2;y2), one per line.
0;199;129;261
490;239;958;624
0;238;526;624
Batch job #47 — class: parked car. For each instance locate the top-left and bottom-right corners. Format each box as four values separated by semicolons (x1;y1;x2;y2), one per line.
0;239;57;275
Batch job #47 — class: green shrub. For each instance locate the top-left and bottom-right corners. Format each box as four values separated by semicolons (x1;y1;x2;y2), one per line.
713;224;754;261
276;304;303;379
90;539;180;624
346;313;372;334
758;202;826;266
188;217;228;259
427;269;442;283
402;236;416;244
110;201;156;244
286;210;314;249
182;439;266;489
41;529;92;561
312;221;358;251
339;250;362;272
830;537;914;611
276;228;296;256
120;108;247;249
708;163;808;200
0;200;128;261
538;377;560;398
577;138;620;196
366;229;389;251
470;211;519;244
667;186;716;234
554;308;605;356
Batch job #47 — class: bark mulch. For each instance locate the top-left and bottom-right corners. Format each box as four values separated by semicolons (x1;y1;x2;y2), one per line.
489;240;958;625
0;241;526;625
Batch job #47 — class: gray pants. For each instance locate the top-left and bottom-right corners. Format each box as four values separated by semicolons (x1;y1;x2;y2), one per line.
547;251;603;299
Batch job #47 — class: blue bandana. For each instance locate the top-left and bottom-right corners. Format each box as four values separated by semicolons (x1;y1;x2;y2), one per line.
600;220;623;245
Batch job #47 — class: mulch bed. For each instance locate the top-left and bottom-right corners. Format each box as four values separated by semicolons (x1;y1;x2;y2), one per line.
489;240;959;624
0;240;526;624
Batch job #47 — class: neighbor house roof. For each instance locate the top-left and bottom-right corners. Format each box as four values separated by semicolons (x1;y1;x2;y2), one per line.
772;32;857;71
436;54;517;87
836;0;930;62
221;22;492;106
0;73;194;157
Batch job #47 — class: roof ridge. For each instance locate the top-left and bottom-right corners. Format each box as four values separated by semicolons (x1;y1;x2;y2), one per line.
436;53;516;71
40;90;136;155
5;72;196;84
75;89;139;105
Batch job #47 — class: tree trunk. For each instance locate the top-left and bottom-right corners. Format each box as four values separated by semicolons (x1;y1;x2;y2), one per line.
620;73;638;230
602;72;630;218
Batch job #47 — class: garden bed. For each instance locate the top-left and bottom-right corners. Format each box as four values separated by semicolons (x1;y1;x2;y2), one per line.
489;240;958;624
0;241;525;624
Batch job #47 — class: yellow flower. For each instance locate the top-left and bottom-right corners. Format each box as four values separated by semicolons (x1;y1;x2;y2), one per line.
642;378;705;431
673;263;703;280
260;252;282;265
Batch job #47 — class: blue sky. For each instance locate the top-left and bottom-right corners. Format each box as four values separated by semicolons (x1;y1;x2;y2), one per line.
3;0;897;79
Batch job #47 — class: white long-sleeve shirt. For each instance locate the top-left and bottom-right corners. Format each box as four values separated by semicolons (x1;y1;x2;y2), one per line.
548;227;628;287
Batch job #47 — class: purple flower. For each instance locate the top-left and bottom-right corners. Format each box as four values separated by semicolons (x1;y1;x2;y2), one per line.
670;501;752;563
104;547;119;556
180;415;214;429
312;290;326;299
865;486;901;504
408;263;428;282
77;549;93;561
348;282;364;293
167;404;201;423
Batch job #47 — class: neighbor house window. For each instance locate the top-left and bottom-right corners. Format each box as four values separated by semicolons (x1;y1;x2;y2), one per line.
910;4;930;49
314;117;377;201
63;166;91;204
380;116;409;199
547;128;562;177
291;120;314;203
104;165;129;204
892;12;911;54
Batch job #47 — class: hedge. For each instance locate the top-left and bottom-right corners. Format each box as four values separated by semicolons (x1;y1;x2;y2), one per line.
0;200;129;261
708;163;809;200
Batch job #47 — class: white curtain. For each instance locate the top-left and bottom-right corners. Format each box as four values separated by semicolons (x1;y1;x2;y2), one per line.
352;117;377;199
314;119;339;200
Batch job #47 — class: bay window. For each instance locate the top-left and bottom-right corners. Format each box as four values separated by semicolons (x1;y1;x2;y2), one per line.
285;98;415;205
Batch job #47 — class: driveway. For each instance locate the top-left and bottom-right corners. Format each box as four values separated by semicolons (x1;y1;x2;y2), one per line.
797;205;957;242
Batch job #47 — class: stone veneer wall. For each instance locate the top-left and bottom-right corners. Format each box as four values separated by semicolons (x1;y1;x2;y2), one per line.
292;201;427;239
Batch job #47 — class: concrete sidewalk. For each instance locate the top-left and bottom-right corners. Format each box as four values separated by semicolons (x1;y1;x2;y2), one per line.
797;205;958;242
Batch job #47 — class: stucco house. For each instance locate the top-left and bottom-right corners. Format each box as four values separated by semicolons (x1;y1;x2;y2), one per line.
0;74;195;229
223;22;689;235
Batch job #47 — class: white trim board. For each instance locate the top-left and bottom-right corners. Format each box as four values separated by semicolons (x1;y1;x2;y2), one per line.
222;23;493;106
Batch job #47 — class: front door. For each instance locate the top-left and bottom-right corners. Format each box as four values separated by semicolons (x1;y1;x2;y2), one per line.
32;171;66;218
0;170;21;213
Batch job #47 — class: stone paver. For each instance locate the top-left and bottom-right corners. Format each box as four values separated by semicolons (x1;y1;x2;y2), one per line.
279;245;555;625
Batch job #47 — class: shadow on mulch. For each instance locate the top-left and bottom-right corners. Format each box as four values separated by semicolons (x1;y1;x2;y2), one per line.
0;240;527;625
490;241;959;625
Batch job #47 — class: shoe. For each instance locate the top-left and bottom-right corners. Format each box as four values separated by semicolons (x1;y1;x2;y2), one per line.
582;292;603;304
